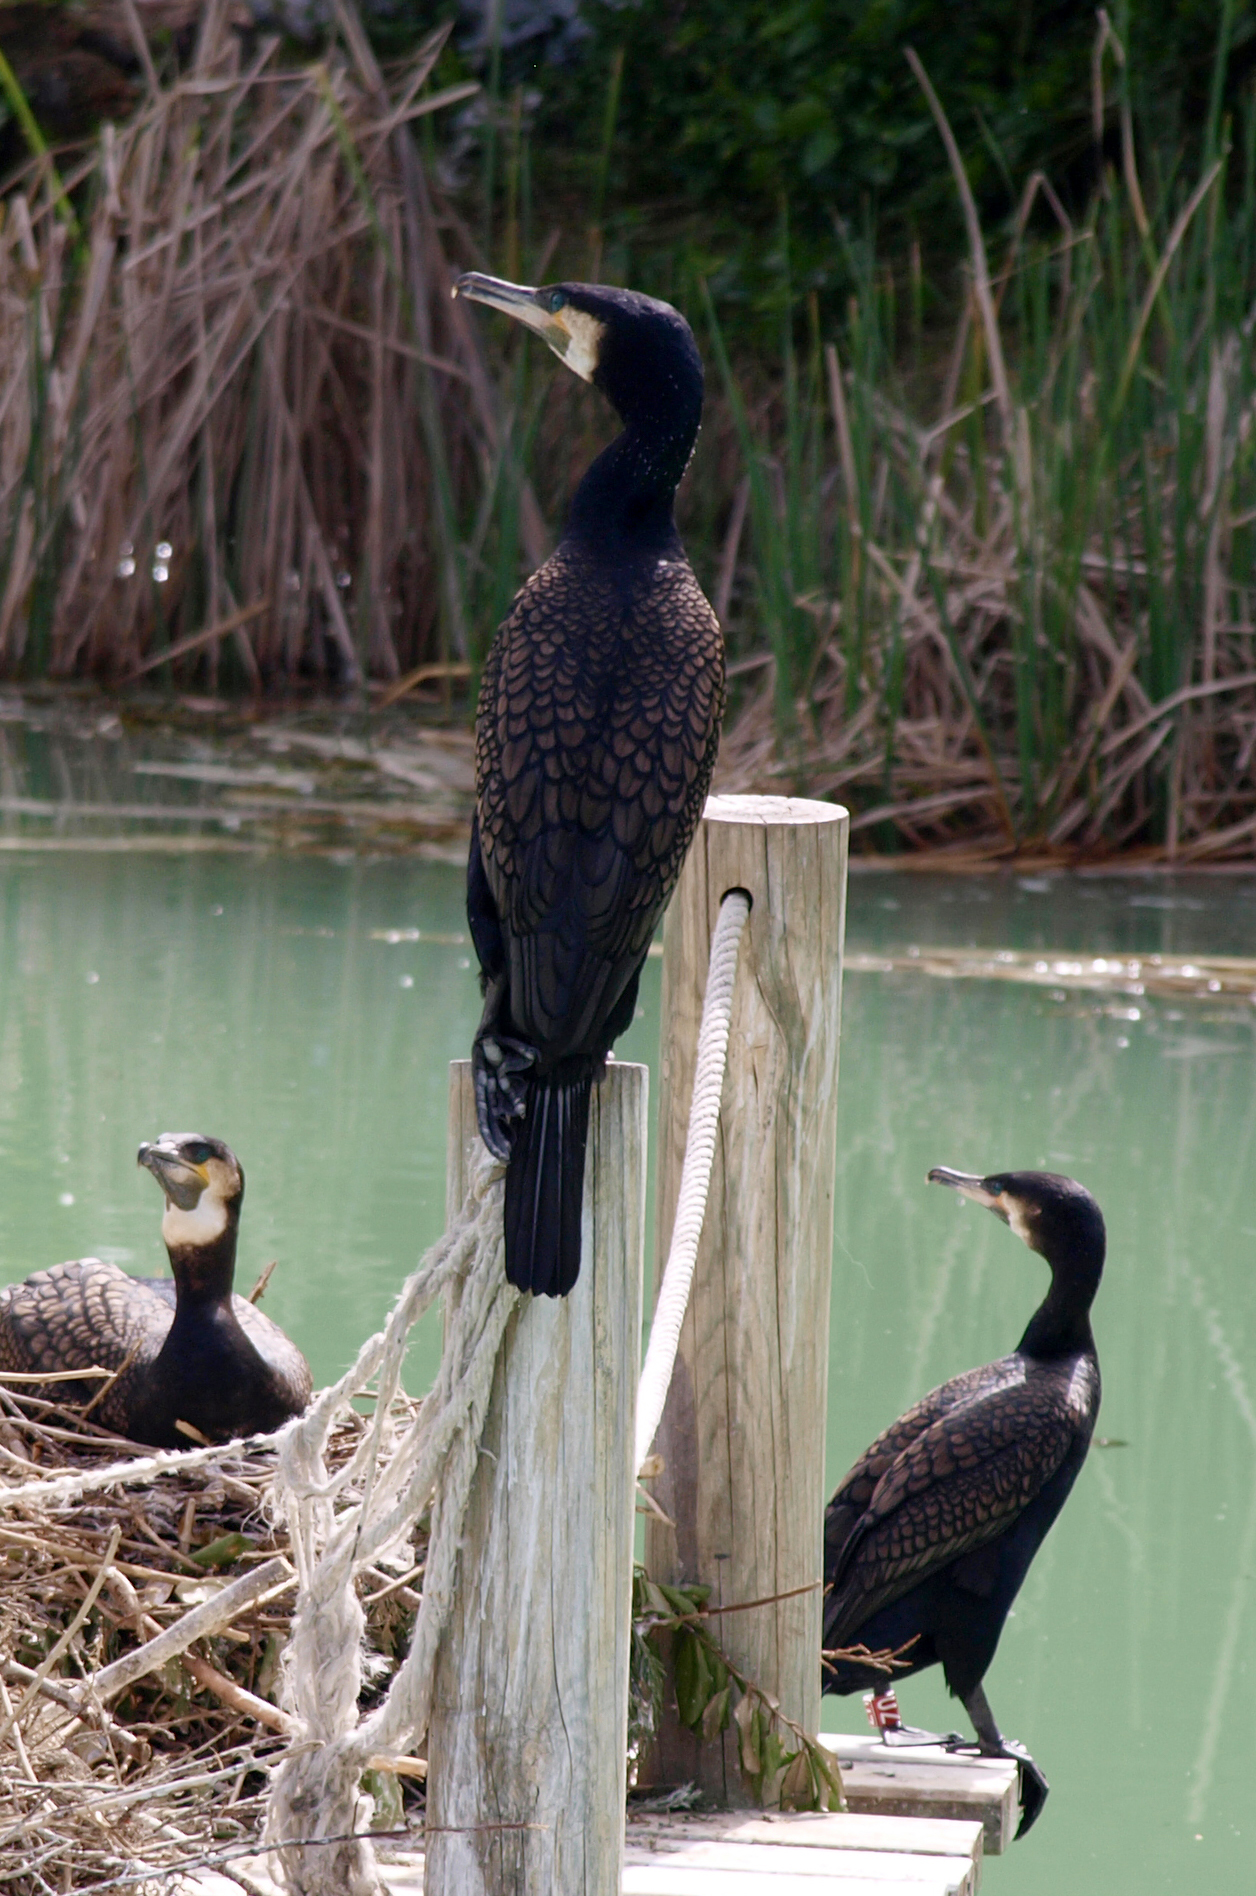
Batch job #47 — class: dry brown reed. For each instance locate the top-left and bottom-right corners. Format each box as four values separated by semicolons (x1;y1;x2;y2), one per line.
6;9;1256;865
0;1;539;692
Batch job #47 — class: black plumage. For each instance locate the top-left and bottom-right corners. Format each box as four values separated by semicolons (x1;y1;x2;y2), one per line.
0;1133;311;1447
823;1168;1105;1838
455;273;725;1297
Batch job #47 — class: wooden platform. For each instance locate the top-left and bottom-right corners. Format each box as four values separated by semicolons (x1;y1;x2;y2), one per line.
217;1795;986;1895
618;1809;983;1893
205;1735;1008;1896
821;1732;1021;1856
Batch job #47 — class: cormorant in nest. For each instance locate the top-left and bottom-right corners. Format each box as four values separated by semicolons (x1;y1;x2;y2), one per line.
454;273;725;1297
0;1133;311;1447
823;1168;1105;1838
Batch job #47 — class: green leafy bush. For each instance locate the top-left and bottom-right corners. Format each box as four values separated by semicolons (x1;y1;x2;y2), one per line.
531;0;1253;311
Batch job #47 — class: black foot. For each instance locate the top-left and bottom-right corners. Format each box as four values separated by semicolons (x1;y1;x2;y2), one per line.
941;1734;1049;1839
1004;1740;1049;1839
881;1724;956;1747
473;1028;536;1160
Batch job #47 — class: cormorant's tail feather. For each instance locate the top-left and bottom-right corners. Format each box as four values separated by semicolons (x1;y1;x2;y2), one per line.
504;1074;592;1297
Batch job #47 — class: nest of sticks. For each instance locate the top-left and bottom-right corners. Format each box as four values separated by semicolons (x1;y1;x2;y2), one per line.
0;1379;428;1894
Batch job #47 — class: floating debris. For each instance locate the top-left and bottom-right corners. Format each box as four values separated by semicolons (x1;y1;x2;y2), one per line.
847;945;1256;1002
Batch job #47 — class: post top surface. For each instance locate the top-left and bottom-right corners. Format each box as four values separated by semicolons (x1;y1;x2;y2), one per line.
703;793;847;826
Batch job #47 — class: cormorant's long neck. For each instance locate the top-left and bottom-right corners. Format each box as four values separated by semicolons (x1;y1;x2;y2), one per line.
166;1224;238;1316
565;397;700;557
1017;1262;1100;1360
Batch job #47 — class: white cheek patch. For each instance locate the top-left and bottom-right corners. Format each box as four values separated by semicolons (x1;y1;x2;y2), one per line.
162;1194;228;1249
1005;1199;1036;1247
558;310;604;383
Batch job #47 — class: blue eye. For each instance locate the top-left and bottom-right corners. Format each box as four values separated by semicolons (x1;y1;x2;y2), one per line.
185;1141;212;1164
547;289;566;313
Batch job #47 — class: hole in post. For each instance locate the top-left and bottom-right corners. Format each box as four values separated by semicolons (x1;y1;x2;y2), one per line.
721;885;753;911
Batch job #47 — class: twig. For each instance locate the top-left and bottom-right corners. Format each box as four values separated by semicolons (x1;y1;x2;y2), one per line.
375;660;472;710
81;1342;143;1420
247;1260;279;1306
0;1525;122;1745
0;1673;36;1782
85;1557;293;1705
123;600;270;682
179;1651;294;1735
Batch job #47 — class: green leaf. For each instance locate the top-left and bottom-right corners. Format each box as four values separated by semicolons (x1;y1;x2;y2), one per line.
760;1726;791;1804
701;1683;732;1743
705;1645;729;1694
190;1532;254;1569
735;1693;763;1777
657;1581;710;1617
360;1767;404;1831
779;1746;816;1811
674;1628;714;1731
807;1739;846;1811
643;1580;678;1621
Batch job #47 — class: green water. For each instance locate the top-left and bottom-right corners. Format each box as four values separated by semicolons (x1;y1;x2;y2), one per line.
1;852;1252;1890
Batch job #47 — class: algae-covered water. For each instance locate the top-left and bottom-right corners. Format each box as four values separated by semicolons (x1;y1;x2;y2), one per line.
0;849;1252;1893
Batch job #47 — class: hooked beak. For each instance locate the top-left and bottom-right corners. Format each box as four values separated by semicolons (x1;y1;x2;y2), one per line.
137;1139;207;1212
453;273;592;379
927;1166;1008;1222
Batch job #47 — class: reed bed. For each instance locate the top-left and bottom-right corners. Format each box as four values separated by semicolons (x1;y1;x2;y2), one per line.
0;0;539;693
0;1378;428;1892
5;10;1256;859
705;41;1256;861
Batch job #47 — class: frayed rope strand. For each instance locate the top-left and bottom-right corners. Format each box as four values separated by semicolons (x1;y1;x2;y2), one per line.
265;1145;517;1896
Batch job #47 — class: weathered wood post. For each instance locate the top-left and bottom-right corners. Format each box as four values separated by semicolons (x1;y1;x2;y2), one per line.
644;793;847;1800
425;1059;647;1894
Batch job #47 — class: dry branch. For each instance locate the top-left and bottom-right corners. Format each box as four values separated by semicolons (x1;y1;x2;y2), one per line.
0;1384;427;1893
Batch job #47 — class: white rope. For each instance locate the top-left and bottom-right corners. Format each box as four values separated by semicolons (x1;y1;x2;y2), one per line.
263;1144;516;1896
0;1427;297;1512
635;888;750;1476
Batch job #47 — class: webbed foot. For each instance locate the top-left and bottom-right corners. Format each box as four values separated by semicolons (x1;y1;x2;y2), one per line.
472;983;537;1159
942;1732;1049;1839
954;1683;1048;1839
1003;1740;1049;1838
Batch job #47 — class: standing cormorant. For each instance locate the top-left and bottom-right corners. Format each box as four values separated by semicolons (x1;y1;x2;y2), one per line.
453;274;725;1297
0;1133;312;1446
823;1168;1105;1838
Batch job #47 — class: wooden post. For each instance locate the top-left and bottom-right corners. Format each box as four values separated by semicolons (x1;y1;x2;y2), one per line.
425;1059;647;1895
644;794;847;1802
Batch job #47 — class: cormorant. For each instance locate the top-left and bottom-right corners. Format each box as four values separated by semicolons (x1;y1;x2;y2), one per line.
453;273;725;1297
0;1133;312;1447
822;1168;1105;1838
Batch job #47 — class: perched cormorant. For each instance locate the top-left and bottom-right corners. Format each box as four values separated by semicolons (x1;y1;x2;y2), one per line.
453;273;725;1297
823;1168;1105;1838
0;1133;312;1447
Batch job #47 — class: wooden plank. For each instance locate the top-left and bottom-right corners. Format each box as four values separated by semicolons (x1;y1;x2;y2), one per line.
350;1870;969;1896
626;1809;983;1865
820;1735;1018;1857
424;1061;648;1896
623;1839;975;1891
278;1831;977;1896
620;1869;965;1896
646;795;848;1800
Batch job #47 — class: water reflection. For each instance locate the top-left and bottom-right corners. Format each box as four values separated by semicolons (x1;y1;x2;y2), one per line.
0;855;481;1394
0;855;1251;1889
